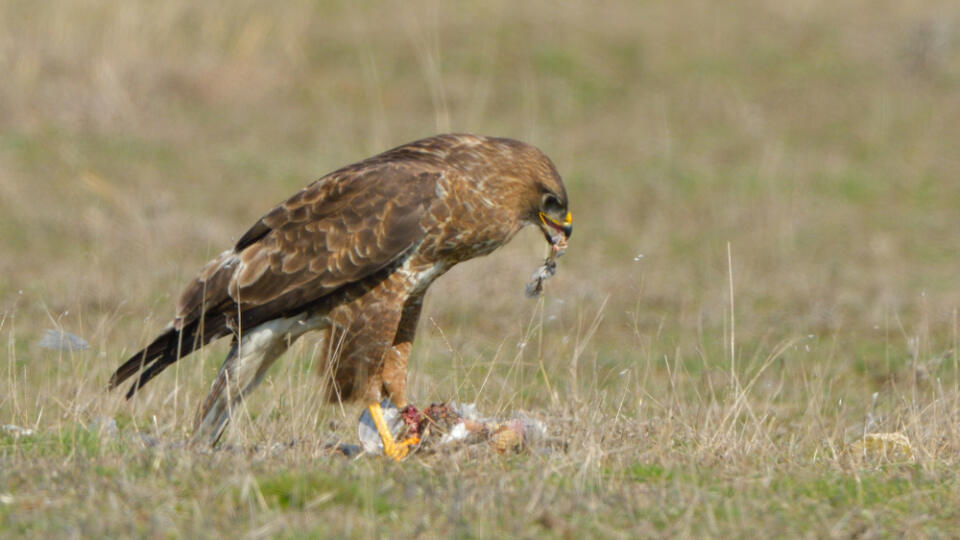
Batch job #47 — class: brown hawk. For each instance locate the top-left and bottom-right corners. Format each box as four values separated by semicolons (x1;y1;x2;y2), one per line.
109;133;572;458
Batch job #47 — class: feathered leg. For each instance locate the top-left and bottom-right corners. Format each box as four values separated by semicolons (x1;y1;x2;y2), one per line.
191;330;289;447
367;297;423;460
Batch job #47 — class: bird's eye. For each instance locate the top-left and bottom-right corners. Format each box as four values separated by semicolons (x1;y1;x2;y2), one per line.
541;193;564;215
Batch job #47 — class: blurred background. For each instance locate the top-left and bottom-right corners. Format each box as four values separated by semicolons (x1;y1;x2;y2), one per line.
1;0;959;417
4;1;960;536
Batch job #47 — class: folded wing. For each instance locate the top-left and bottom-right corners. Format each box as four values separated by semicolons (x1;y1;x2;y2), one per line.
111;162;441;396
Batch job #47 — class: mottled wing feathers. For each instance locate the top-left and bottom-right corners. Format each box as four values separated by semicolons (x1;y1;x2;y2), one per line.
172;165;440;327
227;168;437;308
112;161;442;396
173;250;239;327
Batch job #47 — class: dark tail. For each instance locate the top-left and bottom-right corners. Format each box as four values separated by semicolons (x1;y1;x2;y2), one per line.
109;317;226;399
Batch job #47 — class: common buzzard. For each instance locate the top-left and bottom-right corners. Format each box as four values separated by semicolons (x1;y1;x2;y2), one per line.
109;133;572;458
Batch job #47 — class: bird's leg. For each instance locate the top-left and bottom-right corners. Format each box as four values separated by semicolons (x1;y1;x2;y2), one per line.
381;342;411;407
372;341;421;460
191;333;287;447
353;298;422;461
367;401;418;461
191;342;238;447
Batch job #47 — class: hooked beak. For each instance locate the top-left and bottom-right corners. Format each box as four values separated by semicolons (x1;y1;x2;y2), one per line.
538;211;573;247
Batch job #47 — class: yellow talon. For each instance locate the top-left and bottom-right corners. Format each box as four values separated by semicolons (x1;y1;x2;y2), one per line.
367;402;419;461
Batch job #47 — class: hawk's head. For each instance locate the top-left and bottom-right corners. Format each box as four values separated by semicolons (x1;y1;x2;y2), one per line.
509;143;572;253
442;134;572;252
534;186;572;252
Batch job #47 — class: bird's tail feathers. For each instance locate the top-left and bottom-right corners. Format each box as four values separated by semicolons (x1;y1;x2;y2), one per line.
109;317;224;398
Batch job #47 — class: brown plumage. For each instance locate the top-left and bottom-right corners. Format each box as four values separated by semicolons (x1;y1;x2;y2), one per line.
109;133;572;447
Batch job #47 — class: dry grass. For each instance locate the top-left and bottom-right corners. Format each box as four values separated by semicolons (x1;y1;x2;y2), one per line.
3;0;960;537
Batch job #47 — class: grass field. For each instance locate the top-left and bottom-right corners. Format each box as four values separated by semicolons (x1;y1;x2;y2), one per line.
2;0;960;537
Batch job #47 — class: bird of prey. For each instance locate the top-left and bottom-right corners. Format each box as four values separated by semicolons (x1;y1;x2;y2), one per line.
109;133;572;459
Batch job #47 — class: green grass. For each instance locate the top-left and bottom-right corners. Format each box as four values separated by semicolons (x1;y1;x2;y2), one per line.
3;0;960;537
254;470;394;514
